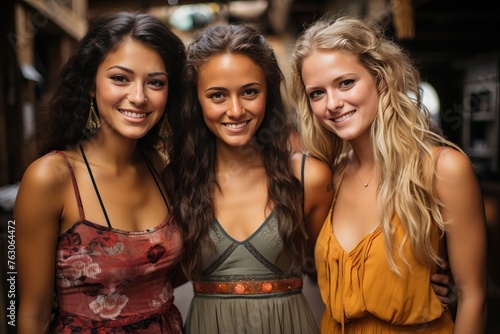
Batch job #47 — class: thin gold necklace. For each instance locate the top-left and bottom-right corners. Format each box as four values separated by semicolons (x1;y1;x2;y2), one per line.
354;162;374;188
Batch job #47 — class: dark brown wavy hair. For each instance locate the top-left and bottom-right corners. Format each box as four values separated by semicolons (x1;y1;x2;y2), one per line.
35;11;186;157
170;24;306;280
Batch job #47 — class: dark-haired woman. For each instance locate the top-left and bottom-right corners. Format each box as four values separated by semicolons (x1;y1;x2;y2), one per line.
169;24;333;334
15;11;186;333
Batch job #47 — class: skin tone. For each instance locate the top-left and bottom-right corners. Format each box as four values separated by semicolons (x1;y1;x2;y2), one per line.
302;49;487;332
196;52;332;267
304;50;380;251
197;53;270;239
15;38;173;333
303;52;378;252
93;38;169;142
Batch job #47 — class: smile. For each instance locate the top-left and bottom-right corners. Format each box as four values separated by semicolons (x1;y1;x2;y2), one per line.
224;121;248;129
334;111;355;122
120;110;147;118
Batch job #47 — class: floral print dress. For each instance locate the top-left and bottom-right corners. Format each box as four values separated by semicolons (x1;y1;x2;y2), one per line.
50;150;183;333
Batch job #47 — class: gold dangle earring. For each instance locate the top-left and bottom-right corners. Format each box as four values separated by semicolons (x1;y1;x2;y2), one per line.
159;115;172;139
86;98;101;134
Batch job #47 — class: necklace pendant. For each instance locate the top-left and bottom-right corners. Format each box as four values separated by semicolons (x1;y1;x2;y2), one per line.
353;160;374;189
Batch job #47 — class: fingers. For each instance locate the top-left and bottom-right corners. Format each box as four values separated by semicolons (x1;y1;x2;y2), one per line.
434;293;450;304
431;262;458;306
431;273;450;286
438;261;451;272
431;273;458;306
431;282;450;302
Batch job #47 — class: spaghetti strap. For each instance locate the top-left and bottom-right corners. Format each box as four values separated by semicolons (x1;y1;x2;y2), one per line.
53;150;85;222
77;144;170;229
300;153;307;194
79;144;112;228
137;146;170;211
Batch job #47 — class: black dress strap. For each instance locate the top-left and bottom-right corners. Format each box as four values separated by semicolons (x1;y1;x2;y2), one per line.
137;146;170;212
79;144;112;228
300;153;307;194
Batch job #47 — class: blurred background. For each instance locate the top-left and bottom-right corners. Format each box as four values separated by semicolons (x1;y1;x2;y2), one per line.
0;0;499;332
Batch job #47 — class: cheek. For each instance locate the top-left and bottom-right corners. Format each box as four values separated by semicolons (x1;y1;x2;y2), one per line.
199;101;222;126
156;95;168;111
149;93;168;122
246;98;266;117
202;111;220;137
310;106;334;131
95;83;119;104
357;87;379;116
355;79;378;103
310;101;324;120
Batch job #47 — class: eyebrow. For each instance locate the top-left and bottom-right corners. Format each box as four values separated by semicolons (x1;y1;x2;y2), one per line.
305;86;321;92
204;82;262;93
107;65;168;77
305;73;357;91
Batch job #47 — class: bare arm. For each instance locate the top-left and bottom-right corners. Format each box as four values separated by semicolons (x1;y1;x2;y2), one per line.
291;153;333;280
435;148;487;333
15;154;66;334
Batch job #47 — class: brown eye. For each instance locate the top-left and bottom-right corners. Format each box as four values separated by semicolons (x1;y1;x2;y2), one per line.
148;79;166;88
209;92;225;101
111;75;128;83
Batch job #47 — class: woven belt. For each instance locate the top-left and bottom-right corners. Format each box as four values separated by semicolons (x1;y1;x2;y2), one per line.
192;277;303;295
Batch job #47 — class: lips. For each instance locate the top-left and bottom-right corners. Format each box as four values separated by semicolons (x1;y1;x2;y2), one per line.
333;110;355;122
119;110;147;118
223;121;249;129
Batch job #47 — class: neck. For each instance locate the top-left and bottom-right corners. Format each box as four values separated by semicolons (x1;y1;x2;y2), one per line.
215;141;265;171
350;150;375;188
80;136;139;171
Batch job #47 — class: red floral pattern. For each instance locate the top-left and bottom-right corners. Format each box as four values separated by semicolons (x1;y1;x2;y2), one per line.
50;220;183;333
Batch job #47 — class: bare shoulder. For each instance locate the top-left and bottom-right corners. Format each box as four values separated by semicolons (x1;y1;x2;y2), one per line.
20;152;73;191
290;152;332;191
435;147;476;183
305;155;333;189
14;151;73;225
433;147;482;210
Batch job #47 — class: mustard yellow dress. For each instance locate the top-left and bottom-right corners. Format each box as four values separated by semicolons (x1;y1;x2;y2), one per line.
314;174;454;333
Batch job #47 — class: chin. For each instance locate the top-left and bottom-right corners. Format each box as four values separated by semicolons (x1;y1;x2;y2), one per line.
123;131;150;140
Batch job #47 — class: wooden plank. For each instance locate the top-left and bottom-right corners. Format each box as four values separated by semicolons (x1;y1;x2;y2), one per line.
23;0;87;40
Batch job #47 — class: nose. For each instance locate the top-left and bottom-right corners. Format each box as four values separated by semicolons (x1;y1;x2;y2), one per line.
226;97;245;119
326;89;343;113
128;82;147;105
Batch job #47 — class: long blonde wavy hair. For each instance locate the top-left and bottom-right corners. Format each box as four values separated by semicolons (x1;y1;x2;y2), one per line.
290;16;462;273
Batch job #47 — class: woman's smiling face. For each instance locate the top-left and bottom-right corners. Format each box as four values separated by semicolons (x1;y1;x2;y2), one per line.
93;38;169;140
301;49;379;142
196;53;267;149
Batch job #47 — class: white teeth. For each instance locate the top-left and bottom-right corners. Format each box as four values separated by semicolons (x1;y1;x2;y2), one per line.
334;111;355;122
225;121;248;129
122;111;146;118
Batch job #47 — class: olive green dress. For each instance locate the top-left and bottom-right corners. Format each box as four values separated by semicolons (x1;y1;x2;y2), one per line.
184;212;319;334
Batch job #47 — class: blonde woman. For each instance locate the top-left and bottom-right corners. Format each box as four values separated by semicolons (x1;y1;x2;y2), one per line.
290;16;487;333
